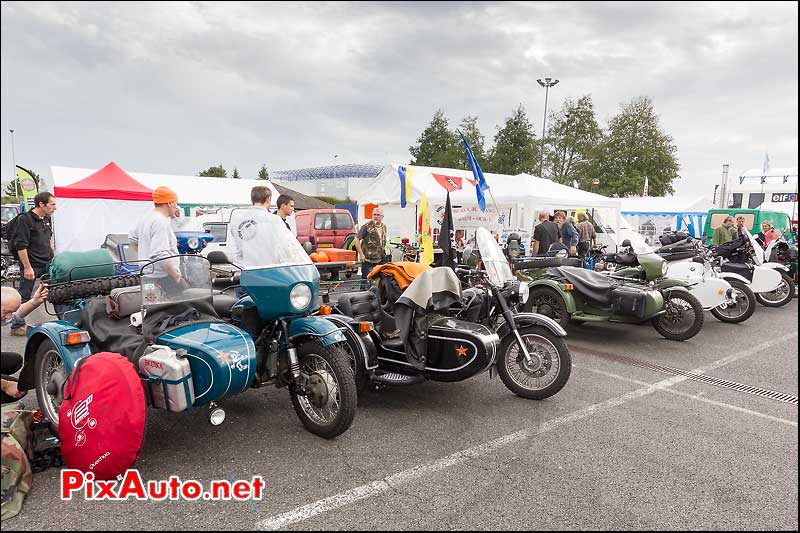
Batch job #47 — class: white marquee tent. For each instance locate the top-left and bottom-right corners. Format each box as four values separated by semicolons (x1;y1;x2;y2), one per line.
355;164;622;243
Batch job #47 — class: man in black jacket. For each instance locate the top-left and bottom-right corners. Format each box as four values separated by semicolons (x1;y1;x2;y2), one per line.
9;192;56;335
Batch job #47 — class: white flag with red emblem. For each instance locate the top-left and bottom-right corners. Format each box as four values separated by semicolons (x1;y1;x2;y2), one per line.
643;176;649;197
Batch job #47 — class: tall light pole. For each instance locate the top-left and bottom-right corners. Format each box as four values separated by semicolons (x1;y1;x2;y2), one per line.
537;77;559;178
9;129;19;199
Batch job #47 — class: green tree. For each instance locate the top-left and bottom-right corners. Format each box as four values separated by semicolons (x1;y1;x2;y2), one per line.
543;95;602;186
409;109;461;168
488;105;538;175
4;169;42;197
198;164;227;178
585;96;679;197
232;167;240;179
455;116;487;170
257;164;270;180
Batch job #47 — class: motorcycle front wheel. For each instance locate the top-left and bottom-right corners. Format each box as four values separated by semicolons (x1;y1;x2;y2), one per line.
652;290;704;341
711;280;756;323
755;270;794;307
496;325;572;400
289;340;357;439
35;339;68;435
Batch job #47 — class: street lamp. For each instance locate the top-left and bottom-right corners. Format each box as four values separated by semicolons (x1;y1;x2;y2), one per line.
537;77;559;178
9;129;19;198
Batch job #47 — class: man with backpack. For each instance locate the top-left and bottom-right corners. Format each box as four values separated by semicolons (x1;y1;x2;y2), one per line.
7;192;57;336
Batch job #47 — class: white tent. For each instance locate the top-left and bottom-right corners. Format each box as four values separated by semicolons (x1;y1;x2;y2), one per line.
355;164;621;244
51;163;281;252
620;196;714;245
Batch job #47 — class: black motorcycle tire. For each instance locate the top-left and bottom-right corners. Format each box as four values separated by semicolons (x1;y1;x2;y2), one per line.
651;290;704;341
525;287;571;327
48;274;140;305
289;340;357;439
710;280;756;324
34;339;67;435
755;271;794;307
496;325;572;400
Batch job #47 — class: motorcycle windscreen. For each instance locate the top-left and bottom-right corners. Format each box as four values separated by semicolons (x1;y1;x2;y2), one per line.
742;228;765;265
475;227;514;287
140;255;215;339
229;209;312;269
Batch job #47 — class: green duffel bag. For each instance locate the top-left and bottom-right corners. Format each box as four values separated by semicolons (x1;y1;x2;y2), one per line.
49;249;116;283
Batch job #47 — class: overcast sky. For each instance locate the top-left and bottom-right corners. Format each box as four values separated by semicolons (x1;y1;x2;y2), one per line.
1;1;797;198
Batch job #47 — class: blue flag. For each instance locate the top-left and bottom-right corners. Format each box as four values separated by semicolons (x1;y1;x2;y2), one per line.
459;132;489;212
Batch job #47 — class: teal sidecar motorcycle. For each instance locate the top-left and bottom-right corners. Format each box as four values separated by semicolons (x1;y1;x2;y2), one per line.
19;250;357;439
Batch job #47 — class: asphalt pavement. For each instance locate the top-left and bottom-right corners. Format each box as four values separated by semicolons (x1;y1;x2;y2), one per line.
2;298;797;531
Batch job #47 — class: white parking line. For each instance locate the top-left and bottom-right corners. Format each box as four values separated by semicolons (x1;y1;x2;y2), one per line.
255;332;798;531
584;367;798;427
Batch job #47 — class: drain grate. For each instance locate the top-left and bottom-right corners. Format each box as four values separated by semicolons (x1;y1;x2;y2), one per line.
573;346;798;405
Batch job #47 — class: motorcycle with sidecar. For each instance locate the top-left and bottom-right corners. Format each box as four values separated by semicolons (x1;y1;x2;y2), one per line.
517;240;706;342
323;227;572;400
19;249;358;439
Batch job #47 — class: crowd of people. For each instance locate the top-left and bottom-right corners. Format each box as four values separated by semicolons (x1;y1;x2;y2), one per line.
531;210;596;257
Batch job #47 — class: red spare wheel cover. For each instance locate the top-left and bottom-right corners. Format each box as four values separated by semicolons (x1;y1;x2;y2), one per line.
59;352;146;480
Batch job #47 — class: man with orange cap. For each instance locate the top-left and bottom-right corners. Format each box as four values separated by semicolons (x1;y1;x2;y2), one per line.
129;186;184;295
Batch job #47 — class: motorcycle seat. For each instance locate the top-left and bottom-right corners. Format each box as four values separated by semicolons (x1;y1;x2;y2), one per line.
335;288;383;328
658;250;697;262
658;239;694;253
720;262;753;282
613;253;639;266
547;266;613;306
212;293;239;318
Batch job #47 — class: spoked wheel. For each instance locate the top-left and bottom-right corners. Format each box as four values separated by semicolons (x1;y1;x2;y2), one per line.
496;325;572;400
755;271;794;307
35;340;67;434
711;280;756;324
290;340;357;439
526;287;570;327
652;290;704;341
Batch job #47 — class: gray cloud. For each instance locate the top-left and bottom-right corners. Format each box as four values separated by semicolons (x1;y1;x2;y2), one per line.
1;1;797;196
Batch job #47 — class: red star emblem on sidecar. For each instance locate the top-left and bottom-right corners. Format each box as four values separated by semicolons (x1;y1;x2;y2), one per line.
456;345;468;357
219;352;229;363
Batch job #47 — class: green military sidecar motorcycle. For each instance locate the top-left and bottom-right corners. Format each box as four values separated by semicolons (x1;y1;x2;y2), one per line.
516;247;705;342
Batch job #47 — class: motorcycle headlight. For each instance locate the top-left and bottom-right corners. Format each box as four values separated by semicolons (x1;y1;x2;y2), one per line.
518;282;529;304
661;261;668;276
187;237;200;250
290;283;313;310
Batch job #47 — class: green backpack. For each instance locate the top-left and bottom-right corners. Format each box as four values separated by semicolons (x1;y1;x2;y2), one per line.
1;402;34;520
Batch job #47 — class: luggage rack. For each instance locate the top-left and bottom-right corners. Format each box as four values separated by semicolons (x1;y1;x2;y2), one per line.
319;279;372;304
42;259;147;310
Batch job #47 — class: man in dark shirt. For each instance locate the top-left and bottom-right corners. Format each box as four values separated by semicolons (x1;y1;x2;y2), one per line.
532;210;560;255
276;194;295;235
10;191;57;335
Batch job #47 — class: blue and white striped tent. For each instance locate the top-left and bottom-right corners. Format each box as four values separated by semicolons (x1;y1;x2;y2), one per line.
621;196;714;245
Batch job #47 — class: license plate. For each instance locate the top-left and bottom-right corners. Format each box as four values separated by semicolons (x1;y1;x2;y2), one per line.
317;243;333;248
